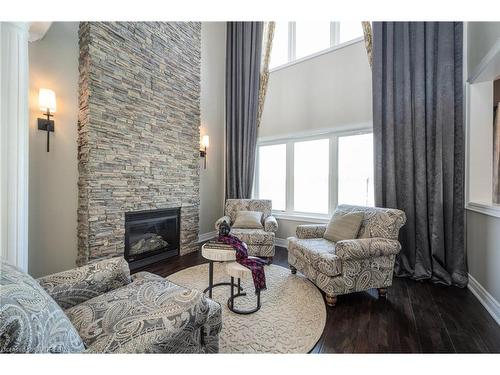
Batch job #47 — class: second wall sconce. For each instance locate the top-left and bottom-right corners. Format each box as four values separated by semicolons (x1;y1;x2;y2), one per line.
38;88;56;152
200;135;209;169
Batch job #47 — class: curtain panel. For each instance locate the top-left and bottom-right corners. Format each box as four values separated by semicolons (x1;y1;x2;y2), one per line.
372;22;467;287
225;22;263;199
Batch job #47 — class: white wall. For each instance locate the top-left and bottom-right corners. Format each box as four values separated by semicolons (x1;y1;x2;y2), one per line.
467;22;500;77
27;22;226;276
465;22;500;316
199;22;226;236
259;39;372;238
28;22;79;277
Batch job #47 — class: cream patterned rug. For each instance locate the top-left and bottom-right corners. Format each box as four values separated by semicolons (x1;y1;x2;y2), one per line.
167;263;326;353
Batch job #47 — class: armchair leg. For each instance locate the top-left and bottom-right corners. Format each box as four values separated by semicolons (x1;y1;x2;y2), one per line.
378;287;387;298
290;265;297;274
325;294;337;307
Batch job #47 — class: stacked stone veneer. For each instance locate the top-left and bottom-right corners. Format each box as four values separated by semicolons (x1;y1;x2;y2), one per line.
77;22;201;265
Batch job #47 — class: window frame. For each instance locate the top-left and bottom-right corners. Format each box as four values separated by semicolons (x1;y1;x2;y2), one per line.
253;126;373;220
269;21;364;72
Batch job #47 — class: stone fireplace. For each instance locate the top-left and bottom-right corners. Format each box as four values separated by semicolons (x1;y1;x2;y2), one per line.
77;22;201;265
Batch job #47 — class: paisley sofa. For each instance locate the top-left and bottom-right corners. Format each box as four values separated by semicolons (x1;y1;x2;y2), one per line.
288;204;406;307
215;199;278;259
0;257;222;353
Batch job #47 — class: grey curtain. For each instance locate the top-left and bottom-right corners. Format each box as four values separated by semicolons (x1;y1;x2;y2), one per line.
372;22;468;287
225;22;263;199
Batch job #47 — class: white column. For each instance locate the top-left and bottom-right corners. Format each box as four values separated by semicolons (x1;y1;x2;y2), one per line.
0;22;29;271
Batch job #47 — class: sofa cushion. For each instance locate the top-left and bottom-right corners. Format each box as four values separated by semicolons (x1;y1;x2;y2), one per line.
233;210;263;229
287;238;342;277
0;260;85;353
65;276;215;353
323;211;364;242
230;228;275;245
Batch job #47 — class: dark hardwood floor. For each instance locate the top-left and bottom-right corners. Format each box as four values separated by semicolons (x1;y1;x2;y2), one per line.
137;246;500;353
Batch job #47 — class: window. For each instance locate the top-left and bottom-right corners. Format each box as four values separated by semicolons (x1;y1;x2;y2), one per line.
338;133;374;207
269;21;364;69
294;139;330;214
339;22;364;44
254;131;374;217
256;144;286;211
295;21;331;60
269;22;288;69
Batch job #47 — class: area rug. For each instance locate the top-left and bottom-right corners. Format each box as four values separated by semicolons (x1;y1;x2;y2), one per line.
167;263;326;353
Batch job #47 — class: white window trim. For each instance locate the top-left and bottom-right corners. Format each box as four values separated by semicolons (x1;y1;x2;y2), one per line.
463;22;500;219
269;20;364;73
254;126;373;220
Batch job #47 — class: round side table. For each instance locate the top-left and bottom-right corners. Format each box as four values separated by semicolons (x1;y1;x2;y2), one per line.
225;261;261;315
201;243;244;298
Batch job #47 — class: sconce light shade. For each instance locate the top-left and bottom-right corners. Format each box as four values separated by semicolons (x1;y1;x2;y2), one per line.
39;88;56;113
201;135;210;149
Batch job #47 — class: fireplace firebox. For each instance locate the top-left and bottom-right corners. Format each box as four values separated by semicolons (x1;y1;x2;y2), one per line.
124;207;180;270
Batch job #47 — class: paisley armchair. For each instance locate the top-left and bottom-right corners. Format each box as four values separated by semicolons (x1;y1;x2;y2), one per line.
287;204;406;307
215;199;278;260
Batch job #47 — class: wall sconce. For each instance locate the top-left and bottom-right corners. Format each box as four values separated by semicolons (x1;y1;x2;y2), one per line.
200;135;209;169
38;88;56;152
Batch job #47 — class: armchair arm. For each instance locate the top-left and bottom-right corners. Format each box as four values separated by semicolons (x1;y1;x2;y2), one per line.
214;215;231;231
296;224;327;239
37;257;131;310
200;297;222;353
264;215;278;232
335;238;401;260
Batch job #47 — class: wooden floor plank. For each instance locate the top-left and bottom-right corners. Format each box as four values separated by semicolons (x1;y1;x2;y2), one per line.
429;283;498;353
404;279;456;353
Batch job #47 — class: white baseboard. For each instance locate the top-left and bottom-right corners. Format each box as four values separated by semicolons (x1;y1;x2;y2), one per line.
275;237;289;249
198;231;217;243
467;273;500;325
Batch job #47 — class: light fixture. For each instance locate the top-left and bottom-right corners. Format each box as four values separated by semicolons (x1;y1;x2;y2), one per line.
200;135;209;169
38;88;56;152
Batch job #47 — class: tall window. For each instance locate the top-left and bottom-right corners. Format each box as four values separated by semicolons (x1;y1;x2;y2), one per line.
338;133;374;206
294;139;329;214
269;21;364;69
256;144;287;211
254;131;374;217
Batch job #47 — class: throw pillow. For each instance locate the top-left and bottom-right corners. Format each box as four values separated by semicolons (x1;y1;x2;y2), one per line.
324;211;364;242
232;210;263;229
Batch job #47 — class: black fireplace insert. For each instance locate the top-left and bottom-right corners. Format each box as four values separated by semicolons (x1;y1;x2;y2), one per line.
124;207;180;270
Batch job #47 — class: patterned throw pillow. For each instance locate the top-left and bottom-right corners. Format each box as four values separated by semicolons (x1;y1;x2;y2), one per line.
0;261;85;353
232;210;263;229
323;211;364;242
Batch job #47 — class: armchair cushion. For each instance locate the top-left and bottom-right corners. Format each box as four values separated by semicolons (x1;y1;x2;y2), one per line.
287;237;342;277
0;260;85;353
214;215;231;231
264;215;278;232
66;274;222;353
37;257;131;310
323;211;364;242
335;238;401;260
296;224;327;239
233;210;263;229
230;228;275;245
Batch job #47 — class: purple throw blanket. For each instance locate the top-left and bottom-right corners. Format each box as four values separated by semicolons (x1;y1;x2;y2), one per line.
217;234;267;293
